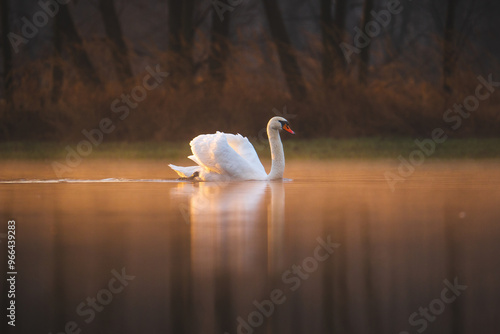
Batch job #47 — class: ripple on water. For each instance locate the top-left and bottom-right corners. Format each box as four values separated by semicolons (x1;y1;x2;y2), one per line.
0;178;178;184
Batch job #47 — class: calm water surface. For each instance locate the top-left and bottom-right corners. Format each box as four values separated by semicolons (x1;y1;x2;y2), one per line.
1;160;500;334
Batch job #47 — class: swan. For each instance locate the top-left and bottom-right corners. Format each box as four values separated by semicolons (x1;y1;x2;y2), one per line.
169;117;295;181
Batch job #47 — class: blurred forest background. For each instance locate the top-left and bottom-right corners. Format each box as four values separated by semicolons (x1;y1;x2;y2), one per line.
0;0;499;141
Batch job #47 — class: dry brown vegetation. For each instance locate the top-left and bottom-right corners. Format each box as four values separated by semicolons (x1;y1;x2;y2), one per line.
1;37;499;142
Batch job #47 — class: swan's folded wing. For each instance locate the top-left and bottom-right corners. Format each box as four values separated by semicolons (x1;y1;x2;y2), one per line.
190;132;267;180
224;133;266;175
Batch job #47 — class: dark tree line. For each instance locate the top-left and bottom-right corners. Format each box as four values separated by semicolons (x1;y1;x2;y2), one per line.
1;0;497;100
1;0;499;141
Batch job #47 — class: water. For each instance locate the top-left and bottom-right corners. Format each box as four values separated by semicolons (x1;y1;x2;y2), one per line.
1;160;500;334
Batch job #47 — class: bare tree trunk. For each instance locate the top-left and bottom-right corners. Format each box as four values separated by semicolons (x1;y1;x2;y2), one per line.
167;0;195;82
382;0;412;64
208;8;231;87
52;5;100;102
262;0;307;100
332;0;348;67
57;5;100;84
1;0;12;103
99;0;133;81
51;23;64;103
358;0;374;84
321;0;335;84
443;0;459;94
394;0;411;55
321;0;347;84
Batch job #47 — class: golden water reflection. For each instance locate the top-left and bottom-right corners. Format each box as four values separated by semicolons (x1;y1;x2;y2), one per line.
0;160;499;334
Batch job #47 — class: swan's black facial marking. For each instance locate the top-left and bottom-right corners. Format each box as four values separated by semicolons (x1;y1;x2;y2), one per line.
278;120;289;129
278;120;295;134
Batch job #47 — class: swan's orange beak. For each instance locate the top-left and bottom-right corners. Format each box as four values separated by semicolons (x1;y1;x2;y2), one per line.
283;124;295;134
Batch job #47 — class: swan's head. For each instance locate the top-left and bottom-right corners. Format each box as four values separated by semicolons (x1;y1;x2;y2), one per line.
268;117;295;134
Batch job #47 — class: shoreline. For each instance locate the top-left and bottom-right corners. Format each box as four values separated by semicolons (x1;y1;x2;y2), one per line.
0;138;499;161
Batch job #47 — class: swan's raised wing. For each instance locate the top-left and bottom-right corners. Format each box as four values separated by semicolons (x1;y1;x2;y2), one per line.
224;133;266;175
190;132;267;180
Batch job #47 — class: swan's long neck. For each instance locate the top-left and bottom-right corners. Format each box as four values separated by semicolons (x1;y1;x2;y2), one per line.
267;126;285;180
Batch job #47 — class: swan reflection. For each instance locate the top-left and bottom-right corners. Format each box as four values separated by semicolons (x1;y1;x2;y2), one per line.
171;181;286;332
173;181;285;224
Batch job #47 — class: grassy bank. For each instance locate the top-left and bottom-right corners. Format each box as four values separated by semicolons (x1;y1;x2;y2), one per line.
1;138;499;161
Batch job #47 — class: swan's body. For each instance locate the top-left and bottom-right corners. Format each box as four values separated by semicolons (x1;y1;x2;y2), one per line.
169;117;294;181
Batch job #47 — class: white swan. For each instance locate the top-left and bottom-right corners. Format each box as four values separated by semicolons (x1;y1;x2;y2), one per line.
169;117;295;181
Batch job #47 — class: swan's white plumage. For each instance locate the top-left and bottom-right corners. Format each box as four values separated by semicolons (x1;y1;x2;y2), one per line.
169;117;293;181
189;132;266;181
168;165;200;178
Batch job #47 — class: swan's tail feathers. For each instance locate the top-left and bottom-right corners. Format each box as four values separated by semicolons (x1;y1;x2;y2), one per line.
168;164;200;178
188;155;202;166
